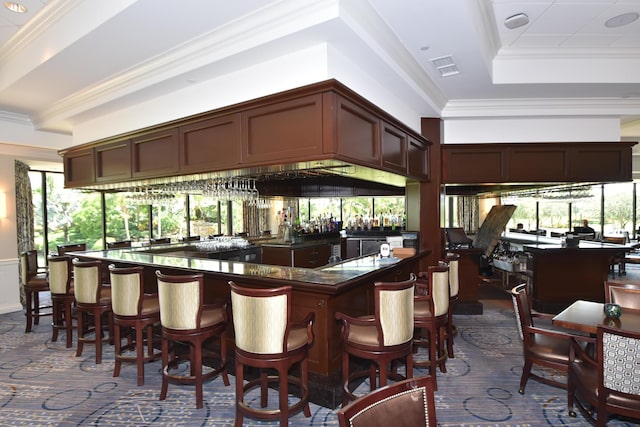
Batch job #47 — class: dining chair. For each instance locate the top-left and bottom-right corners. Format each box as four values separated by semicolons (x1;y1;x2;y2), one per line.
337;375;437;427
604;281;640;310
21;250;52;333
336;275;415;406
229;281;314;427
511;283;575;394
567;324;640;426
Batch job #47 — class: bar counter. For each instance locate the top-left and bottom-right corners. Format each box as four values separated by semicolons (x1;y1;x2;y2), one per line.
500;232;631;313
70;243;427;408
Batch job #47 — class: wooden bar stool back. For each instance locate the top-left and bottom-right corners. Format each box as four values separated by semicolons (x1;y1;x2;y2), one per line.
229;282;314;427
156;271;229;409
336;275;415;406
48;255;75;347
73;258;113;364
109;265;161;386
21;250;52;333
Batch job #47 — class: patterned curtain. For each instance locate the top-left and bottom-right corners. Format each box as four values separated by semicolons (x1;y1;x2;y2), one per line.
15;160;34;307
457;196;480;234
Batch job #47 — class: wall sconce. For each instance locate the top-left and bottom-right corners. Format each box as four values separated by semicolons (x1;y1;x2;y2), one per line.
0;192;7;219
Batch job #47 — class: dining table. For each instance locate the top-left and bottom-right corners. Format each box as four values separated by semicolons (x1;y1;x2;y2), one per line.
552;300;640;335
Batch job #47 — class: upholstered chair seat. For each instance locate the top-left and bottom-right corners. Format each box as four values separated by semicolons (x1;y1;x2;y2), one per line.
109;265;161;386
229;281;314;427
156;271;229;409
21;250;52;333
48;255;76;348
336;275;415;406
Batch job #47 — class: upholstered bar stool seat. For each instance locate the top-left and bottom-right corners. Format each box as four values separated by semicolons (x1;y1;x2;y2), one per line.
21;250;52;333
156;271;229;409
336;275;415;406
48;255;76;348
73;258;113;364
110;265;161;386
229;281;314;427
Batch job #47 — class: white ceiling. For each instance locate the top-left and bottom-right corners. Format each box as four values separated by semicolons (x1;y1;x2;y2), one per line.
0;0;639;149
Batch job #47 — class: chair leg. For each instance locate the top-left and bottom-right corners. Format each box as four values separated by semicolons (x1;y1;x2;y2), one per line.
193;342;203;409
260;371;268;408
160;337;169;401
136;324;145;386
76;310;85;357
519;360;533;394
301;358;311;417
279;365;289;427
113;323;122;378
235;359;244;427
446;311;455;359
65;301;73;348
52;300;60;342
33;292;41;325
25;290;33;333
95;310;103;364
342;350;351;407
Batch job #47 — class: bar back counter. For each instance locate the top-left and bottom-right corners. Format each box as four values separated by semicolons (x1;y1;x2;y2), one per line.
500;232;632;313
69;243;426;408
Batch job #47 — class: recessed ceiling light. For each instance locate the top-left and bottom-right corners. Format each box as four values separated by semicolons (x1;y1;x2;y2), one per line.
504;13;529;30
605;12;639;28
4;1;27;13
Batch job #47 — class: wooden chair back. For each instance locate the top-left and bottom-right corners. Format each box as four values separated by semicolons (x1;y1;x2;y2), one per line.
604;281;640;310
107;240;132;249
58;243;86;255
337;376;437;427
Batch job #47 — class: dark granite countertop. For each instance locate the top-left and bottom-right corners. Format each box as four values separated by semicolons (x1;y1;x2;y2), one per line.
68;246;420;288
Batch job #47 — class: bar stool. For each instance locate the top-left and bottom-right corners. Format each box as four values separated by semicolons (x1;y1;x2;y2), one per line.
57;243;87;255
413;265;449;389
229;282;314;427
156;271;229;409
335;275;415;406
48;255;76;348
21;250;52;333
73;258;113;364
109;265;161;386
444;253;460;358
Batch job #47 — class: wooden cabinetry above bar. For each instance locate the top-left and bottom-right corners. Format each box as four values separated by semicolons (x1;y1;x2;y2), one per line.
60;80;431;189
442;142;634;185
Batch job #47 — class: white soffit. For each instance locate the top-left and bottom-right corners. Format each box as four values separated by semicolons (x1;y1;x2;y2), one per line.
493;48;640;84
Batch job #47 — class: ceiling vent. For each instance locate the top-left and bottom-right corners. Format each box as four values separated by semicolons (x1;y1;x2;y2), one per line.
429;55;460;77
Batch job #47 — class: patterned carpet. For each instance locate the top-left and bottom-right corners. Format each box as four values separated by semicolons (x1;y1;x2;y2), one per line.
1;298;638;426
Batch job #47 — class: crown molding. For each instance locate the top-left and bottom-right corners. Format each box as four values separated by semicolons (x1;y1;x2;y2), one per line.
442;97;640;118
